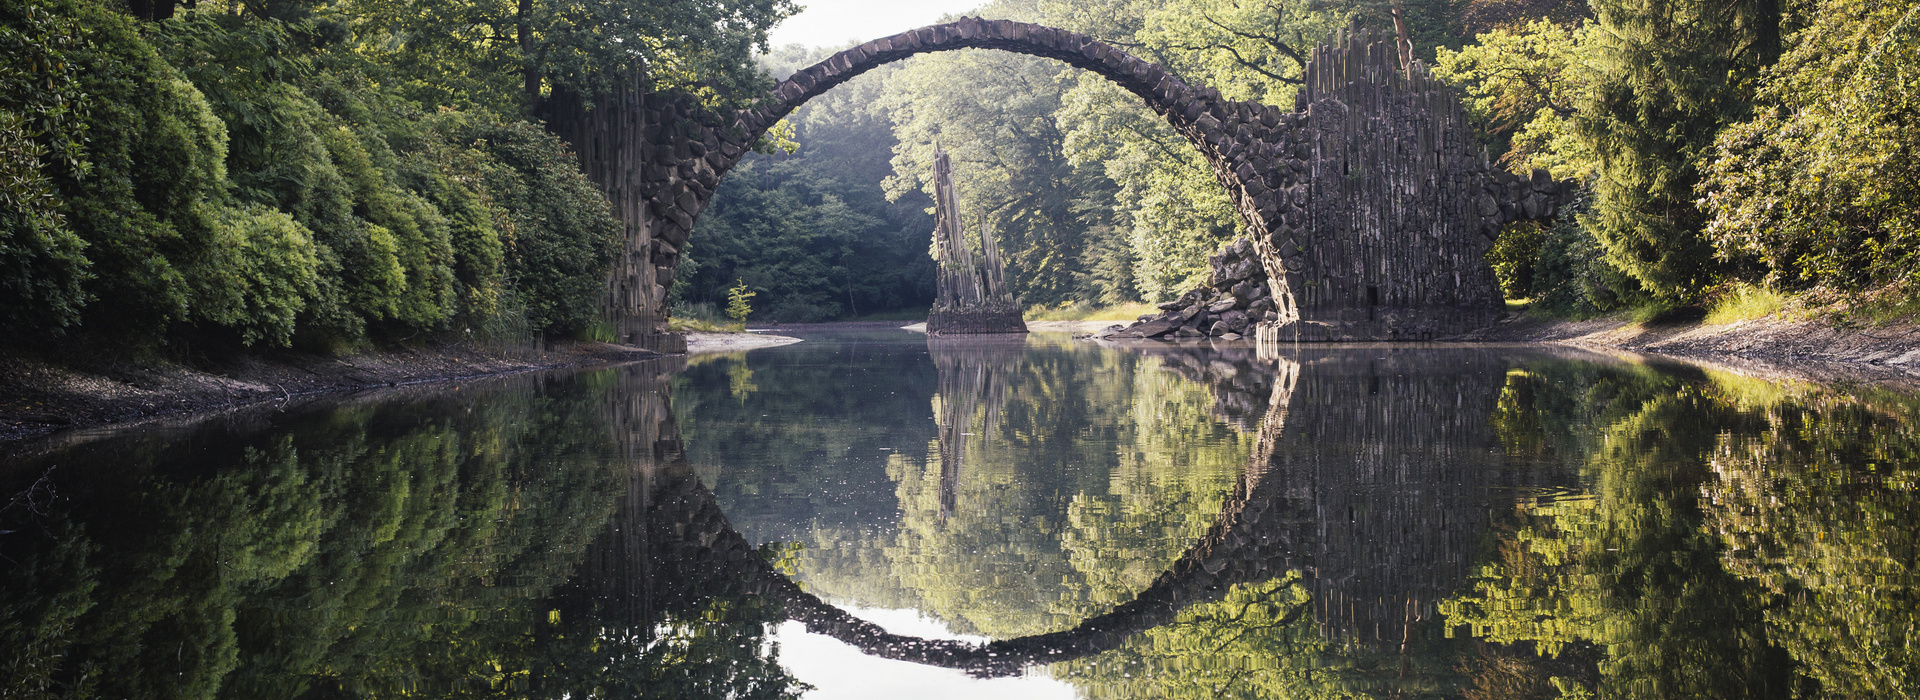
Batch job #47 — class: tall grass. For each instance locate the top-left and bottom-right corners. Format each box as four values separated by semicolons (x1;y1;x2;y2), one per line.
1024;301;1157;322
668;301;745;332
1703;284;1787;324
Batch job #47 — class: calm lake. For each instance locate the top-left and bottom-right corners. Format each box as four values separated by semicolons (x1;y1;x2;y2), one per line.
3;328;1916;698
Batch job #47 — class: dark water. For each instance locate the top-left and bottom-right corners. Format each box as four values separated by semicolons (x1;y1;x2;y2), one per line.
3;328;1917;699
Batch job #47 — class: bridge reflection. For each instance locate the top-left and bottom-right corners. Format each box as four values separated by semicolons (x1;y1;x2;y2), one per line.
573;340;1574;677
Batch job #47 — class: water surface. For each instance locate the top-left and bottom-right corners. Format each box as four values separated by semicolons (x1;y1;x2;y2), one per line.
3;328;1916;698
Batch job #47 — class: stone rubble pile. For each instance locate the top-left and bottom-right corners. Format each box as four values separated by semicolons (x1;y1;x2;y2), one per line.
1123;343;1277;430
1095;238;1275;340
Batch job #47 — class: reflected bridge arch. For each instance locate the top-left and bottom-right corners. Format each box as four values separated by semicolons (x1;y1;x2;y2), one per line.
578;344;1538;677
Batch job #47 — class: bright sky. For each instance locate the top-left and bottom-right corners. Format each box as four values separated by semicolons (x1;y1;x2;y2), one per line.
767;0;990;50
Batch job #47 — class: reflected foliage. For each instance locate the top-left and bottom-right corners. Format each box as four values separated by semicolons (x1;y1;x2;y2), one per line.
674;333;1254;638
0;365;807;699
8;333;1920;698
1449;362;1920;698
1706;382;1920;698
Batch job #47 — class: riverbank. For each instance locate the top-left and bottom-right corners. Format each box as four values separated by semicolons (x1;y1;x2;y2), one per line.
685;330;804;353
1459;311;1920;374
0;341;665;444
899;320;1118;334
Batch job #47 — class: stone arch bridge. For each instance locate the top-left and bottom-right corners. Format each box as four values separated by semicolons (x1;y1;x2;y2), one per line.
554;18;1567;351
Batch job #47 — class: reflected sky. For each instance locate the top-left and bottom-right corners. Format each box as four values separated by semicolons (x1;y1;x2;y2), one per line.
774;607;1076;699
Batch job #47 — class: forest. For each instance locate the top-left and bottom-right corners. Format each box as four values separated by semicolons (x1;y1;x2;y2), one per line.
2;0;1917;337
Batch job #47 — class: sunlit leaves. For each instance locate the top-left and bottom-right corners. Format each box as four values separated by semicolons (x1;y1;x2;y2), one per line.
1700;0;1920;294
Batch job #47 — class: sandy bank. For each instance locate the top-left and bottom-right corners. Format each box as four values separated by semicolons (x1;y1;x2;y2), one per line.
1458;312;1920;376
684;331;803;353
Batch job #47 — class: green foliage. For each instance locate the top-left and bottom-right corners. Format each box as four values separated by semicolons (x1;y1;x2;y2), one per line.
1575;0;1783;301
0;0;626;348
1053;577;1338;699
1488;221;1544;299
453;115;620;334
1705;384;1920;697
1444;365;1844;699
1526;196;1643;317
0;107;89;334
0;0;93;334
1433;17;1600;180
1038;0;1346;302
726;278;755;322
190;204;321;345
0;369;813;699
343;0;800;112
882;42;1095;307
1701;282;1785;324
1700;0;1920;294
689;48;936;321
0;0;237;341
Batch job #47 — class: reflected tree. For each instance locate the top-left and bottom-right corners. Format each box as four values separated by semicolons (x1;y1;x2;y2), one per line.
0;360;810;700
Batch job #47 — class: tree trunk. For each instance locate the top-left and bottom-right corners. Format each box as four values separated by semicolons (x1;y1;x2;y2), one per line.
1390;1;1413;71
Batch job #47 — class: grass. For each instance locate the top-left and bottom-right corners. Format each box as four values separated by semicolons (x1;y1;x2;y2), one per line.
1827;280;1920;326
667;316;745;333
1703;283;1788;325
1024;301;1158;322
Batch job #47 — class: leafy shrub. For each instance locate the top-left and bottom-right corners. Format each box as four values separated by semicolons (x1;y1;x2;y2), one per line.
1531;197;1643;318
1700;0;1920;293
191;204;321;345
1488;222;1544;300
0;108;88;334
1702;283;1786;325
3;0;234;341
456;118;620;335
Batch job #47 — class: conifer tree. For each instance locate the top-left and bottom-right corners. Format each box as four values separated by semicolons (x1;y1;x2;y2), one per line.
1576;0;1783;300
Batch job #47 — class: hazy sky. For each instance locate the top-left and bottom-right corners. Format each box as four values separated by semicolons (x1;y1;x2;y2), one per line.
767;0;989;50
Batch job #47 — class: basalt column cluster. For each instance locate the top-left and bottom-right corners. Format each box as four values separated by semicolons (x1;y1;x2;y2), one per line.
1269;26;1568;341
1098;238;1276;339
547;81;754;354
927;145;1027;335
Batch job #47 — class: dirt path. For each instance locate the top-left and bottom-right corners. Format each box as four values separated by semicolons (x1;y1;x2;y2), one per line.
1458;312;1920;376
0;342;663;445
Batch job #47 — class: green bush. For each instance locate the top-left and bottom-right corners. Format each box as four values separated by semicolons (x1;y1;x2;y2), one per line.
0;0;93;335
1488;221;1544;300
1531;197;1645;318
0;107;88;334
458;118;620;335
1700;0;1920;293
190;204;321;345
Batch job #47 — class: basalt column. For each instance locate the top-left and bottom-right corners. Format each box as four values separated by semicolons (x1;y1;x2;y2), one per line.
926;145;1027;335
1262;26;1566;342
548;80;752;354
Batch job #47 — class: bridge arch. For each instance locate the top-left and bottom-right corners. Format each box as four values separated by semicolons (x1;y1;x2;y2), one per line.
551;19;1561;350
